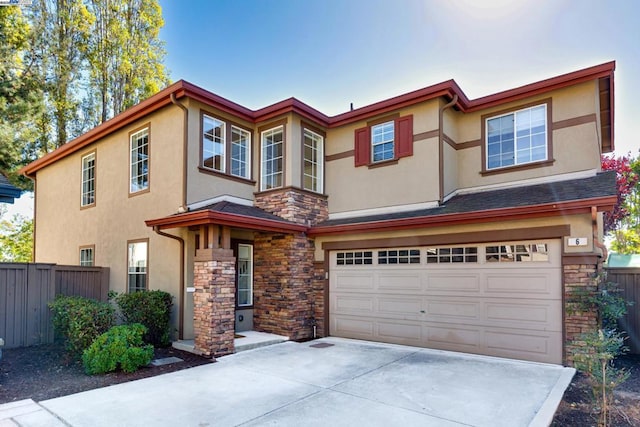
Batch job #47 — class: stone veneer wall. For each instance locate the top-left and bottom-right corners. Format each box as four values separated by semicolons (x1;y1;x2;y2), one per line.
253;188;328;340
312;261;326;338
563;260;600;365
193;249;236;357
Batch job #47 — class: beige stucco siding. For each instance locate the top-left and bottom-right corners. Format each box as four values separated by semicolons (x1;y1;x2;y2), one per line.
35;105;185;335
314;214;594;261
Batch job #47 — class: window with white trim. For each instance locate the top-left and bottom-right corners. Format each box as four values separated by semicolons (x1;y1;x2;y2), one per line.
237;244;253;307
81;152;95;207
371;121;395;162
378;249;420;264
128;240;148;292
336;251;373;265
260;126;284;191
202;115;225;172
79;247;94;266
486;104;547;170
130;128;149;193
303;129;323;193
231;126;251;178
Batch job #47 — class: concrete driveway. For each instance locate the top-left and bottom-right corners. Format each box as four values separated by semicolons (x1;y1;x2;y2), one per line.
1;337;573;427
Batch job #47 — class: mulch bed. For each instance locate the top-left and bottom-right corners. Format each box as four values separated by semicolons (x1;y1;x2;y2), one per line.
0;343;213;404
551;354;640;426
1;344;638;426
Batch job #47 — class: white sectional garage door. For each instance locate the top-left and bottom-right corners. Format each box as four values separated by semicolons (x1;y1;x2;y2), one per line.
329;240;562;364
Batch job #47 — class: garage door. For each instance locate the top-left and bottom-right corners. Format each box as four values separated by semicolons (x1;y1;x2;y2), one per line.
329;240;562;364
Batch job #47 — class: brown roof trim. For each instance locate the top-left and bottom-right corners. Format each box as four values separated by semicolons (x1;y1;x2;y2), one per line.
308;196;616;236
22;62;615;176
562;253;601;265
145;209;307;234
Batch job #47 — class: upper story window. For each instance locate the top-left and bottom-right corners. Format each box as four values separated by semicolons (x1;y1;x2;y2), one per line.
303;128;324;193
81;152;96;207
486;104;547;170
354;115;413;167
201;113;252;180
129;127;149;194
260;125;284;191
371;121;395;162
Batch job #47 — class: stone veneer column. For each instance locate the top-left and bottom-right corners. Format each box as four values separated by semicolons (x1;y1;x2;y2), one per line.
193;248;236;357
563;255;601;365
253;188;328;340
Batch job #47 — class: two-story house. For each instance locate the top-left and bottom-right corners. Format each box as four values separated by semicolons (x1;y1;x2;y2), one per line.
22;61;617;364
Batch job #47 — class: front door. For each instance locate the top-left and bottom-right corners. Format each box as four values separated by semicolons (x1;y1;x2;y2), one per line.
235;242;254;332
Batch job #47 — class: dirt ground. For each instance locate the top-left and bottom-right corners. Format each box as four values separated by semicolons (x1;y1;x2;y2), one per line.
0;343;212;404
0;344;638;425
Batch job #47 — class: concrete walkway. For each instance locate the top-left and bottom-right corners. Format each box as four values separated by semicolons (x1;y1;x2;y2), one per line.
0;338;574;427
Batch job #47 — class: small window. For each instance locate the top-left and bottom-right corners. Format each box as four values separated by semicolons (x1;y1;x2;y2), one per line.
336;251;373;265
260;126;284;191
79;246;94;266
303;129;324;193
202;115;225;172
485;243;549;262
486;104;547;170
371;121;394;163
378;249;420;264
81;152;96;207
426;247;478;264
237;244;253;307
231;126;251;179
128;240;148;292
130;127;149;194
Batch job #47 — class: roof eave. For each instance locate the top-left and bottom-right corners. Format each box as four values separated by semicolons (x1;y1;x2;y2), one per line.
308;196;617;236
145;210;307;234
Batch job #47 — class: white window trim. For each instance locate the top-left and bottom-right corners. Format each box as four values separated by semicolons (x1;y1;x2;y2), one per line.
371;120;395;163
230;125;251;180
237;243;253;307
202;114;226;173
79;247;94;266
81;152;95;207
303;128;324;194
260;125;284;191
129;128;149;194
127;240;148;292
485;104;547;170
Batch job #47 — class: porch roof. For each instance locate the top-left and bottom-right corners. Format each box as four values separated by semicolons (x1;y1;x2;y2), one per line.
145;201;307;233
0;174;21;204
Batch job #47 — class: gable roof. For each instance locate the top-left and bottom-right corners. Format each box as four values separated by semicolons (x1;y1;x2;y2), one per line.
309;171;617;235
0;174;22;204
21;61;615;178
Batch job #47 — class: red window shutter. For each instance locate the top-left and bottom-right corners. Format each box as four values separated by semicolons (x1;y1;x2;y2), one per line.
395;115;414;158
354;127;371;167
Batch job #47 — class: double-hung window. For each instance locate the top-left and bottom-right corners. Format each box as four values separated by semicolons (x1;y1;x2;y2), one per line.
81;152;96;207
201;114;251;180
130;127;149;194
486;104;547;170
260;126;284;191
371;121;395;163
303;128;324;193
127;240;148;292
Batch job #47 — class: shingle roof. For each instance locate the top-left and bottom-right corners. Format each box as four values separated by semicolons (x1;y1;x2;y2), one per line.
316;171;617;227
0;173;21;204
190;200;295;224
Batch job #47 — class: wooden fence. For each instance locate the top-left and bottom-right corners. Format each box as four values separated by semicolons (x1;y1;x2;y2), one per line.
0;263;109;349
607;267;640;355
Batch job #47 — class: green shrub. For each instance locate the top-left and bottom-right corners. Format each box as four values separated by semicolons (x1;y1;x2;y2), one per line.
116;290;173;347
82;323;154;375
48;295;115;357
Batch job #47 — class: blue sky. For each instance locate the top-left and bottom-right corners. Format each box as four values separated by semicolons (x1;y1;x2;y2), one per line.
5;0;639;218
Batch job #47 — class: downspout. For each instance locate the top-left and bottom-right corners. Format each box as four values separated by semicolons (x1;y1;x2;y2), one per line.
167;93;189;340
438;94;459;204
592;206;608;265
154;226;186;339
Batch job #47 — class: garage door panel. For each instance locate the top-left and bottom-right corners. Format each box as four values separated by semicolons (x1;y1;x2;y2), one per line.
332;316;374;337
378;273;421;291
485;301;562;330
426;324;481;349
426;299;480;320
484;272;559;297
485;330;562;363
378;297;422;317
332;273;375;290
425;274;480;292
332;295;374;314
378;321;422;341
